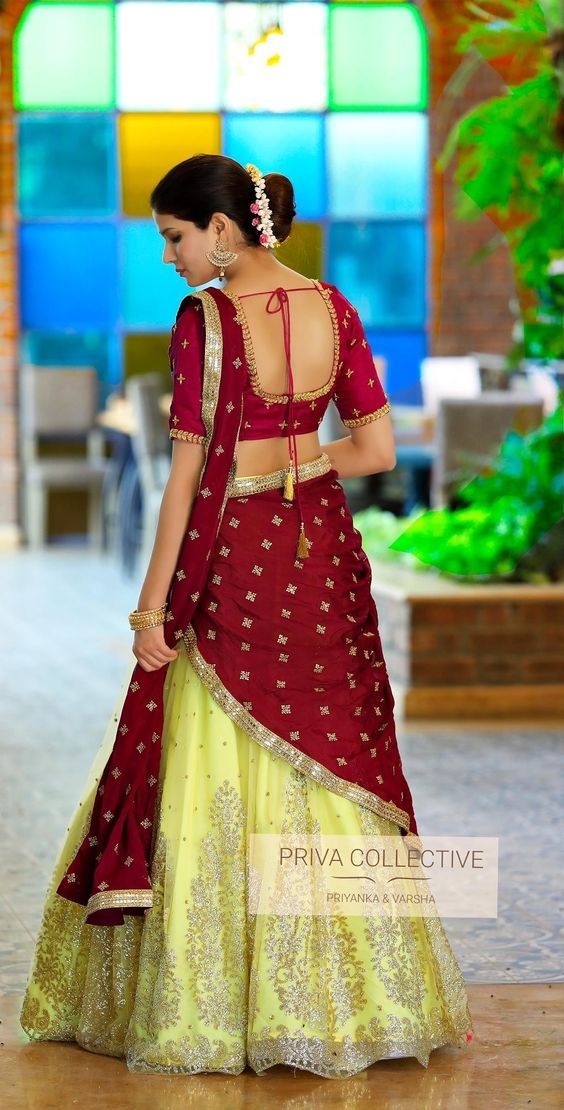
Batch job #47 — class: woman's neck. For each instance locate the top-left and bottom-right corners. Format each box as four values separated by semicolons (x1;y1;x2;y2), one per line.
222;247;299;294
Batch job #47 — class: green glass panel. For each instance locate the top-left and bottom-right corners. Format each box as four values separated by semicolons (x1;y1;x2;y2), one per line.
14;3;115;110
329;4;427;110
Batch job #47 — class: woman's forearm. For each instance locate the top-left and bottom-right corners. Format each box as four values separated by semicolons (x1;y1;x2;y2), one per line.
322;435;392;480
137;473;197;610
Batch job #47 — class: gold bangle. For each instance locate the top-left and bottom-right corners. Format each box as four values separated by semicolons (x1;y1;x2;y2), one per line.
128;604;167;631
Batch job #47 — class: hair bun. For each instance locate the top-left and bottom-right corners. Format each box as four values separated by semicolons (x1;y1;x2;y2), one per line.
263;173;297;244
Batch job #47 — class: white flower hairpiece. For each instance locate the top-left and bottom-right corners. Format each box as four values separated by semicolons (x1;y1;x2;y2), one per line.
245;163;279;249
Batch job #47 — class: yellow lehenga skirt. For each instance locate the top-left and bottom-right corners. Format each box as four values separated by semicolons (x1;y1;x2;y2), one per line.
19;642;473;1078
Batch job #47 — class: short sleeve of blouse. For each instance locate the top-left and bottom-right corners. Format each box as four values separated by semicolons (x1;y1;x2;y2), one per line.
331;290;391;428
168;296;207;444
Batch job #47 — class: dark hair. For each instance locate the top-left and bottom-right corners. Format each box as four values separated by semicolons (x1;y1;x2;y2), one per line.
150;153;296;245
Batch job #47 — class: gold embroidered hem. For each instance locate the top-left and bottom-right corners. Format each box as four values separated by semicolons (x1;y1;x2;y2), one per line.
341;402;391;428
169;428;206;444
182;621;412;834
19;647;473;1078
85;889;153;916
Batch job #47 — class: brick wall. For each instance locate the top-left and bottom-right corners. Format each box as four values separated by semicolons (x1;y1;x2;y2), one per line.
373;578;564;719
424;0;518;356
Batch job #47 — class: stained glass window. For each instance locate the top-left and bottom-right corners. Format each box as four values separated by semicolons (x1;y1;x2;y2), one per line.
15;2;429;403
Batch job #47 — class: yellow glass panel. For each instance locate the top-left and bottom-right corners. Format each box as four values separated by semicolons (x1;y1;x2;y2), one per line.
120;113;221;217
275;222;323;279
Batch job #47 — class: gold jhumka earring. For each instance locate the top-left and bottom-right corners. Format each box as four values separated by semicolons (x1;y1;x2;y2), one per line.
205;235;238;279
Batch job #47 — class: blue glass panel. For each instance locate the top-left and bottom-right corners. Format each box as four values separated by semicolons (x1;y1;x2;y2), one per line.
224;114;326;220
20;329;120;408
328;222;426;328
123;221;188;329
327;113;427;219
365;329;427;401
19;223;118;330
18;114;116;218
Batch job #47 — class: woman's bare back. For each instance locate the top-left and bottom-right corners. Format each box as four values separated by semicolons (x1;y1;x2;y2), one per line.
223;267;336;478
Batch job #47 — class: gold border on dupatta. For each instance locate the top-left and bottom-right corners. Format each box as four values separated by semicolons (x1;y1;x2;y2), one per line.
182;623;414;837
190;291;224;494
190;288;245;517
72;292;244;923
86;888;153;916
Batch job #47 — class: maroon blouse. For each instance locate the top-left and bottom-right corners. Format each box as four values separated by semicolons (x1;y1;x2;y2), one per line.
168;279;391;448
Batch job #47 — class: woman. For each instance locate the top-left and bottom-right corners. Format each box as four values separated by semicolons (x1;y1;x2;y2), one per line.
19;154;473;1077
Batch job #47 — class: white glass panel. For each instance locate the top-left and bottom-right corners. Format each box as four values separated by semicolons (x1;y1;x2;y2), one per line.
225;3;327;112
117;2;221;111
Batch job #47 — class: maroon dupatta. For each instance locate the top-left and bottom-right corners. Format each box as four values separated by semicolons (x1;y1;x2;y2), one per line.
56;287;248;925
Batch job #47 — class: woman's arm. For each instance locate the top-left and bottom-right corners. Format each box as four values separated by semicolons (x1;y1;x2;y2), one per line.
323;415;396;480
133;440;205;671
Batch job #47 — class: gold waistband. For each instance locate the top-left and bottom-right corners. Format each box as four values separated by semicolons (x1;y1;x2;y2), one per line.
227;452;332;497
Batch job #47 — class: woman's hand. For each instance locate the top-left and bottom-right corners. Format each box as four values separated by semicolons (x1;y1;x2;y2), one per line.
133;625;180;672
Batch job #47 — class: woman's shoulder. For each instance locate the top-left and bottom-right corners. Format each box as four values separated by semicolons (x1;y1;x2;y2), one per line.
319;281;358;317
175;293;196;323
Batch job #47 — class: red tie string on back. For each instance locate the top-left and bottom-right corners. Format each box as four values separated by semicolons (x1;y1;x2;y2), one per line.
239;286;311;558
265;287;308;558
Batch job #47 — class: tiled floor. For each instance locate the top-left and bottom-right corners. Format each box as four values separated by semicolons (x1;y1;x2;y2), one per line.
1;548;562;997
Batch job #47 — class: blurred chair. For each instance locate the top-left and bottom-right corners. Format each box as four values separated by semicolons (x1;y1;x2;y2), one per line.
20;365;110;548
420;356;481;415
432;393;545;508
471;351;510;392
125;373;171;570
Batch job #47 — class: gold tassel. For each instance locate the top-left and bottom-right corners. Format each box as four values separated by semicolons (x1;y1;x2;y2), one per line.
283;465;294;501
296;522;309;559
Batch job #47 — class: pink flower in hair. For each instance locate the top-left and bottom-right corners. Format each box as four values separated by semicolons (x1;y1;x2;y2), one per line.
245;163;279;250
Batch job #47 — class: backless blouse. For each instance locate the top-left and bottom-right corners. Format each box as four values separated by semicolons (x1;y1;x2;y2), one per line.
168;279;391;452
